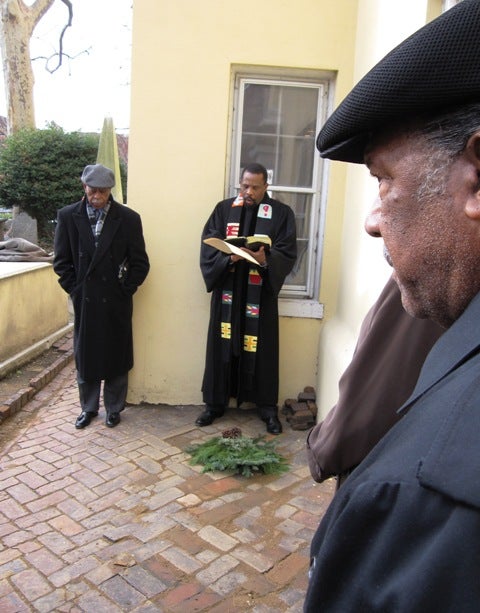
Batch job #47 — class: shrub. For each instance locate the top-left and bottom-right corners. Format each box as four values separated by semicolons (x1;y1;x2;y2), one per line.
0;124;99;243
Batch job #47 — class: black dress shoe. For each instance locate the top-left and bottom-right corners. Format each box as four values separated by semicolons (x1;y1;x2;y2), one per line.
75;411;98;429
195;408;224;427
264;416;283;434
106;413;121;428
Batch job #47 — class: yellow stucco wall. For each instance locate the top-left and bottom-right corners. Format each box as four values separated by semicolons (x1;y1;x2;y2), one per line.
316;0;443;417
127;0;358;404
0;263;69;367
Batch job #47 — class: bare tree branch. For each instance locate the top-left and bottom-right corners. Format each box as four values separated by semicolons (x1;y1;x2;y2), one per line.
49;0;72;72
31;0;73;73
33;47;90;75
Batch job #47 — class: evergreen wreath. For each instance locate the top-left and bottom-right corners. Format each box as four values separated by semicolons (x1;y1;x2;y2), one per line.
186;428;289;478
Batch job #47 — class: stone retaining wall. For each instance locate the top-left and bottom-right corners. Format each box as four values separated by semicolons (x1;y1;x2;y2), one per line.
0;262;71;376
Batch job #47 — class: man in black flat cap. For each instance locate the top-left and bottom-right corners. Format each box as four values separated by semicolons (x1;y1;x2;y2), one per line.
305;1;480;610
54;164;149;429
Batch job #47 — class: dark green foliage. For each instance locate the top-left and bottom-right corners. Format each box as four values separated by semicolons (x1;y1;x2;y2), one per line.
119;157;128;204
0;124;99;242
186;435;290;478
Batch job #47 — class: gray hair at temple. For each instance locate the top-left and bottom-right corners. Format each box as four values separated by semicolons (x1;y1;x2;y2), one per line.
417;103;480;157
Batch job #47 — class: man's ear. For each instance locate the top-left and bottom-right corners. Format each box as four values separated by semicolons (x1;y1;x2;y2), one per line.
463;132;480;220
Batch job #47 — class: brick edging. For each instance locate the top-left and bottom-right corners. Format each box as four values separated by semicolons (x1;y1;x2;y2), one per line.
0;350;74;424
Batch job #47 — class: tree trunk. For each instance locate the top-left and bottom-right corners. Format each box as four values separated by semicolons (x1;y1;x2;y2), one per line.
0;0;55;133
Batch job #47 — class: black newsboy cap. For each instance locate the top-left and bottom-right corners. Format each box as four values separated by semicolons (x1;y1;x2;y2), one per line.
317;0;480;164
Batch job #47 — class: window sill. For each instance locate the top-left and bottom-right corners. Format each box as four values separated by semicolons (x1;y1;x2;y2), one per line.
279;299;324;319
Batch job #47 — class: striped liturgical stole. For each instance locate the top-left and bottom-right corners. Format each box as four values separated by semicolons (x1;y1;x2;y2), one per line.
220;194;273;384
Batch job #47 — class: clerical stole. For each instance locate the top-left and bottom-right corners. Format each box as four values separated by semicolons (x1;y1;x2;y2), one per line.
221;195;272;382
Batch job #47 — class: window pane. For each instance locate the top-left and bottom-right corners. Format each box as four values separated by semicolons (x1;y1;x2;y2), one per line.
240;83;318;188
232;72;330;299
242;84;279;134
285;238;308;288
271;190;311;289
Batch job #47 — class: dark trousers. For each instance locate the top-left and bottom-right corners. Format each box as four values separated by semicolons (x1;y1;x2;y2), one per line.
77;371;128;415
257;405;278;419
207;403;277;419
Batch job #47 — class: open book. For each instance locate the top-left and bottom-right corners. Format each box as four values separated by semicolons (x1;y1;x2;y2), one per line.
203;234;271;265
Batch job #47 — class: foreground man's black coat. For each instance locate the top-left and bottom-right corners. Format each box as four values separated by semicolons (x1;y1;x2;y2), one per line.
306;276;443;482
305;291;480;612
200;194;297;408
54;198;150;381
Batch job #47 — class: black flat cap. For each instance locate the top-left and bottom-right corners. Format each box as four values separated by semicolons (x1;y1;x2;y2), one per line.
317;0;480;164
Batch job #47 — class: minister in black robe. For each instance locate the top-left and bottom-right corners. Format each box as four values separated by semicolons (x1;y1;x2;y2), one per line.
198;163;297;434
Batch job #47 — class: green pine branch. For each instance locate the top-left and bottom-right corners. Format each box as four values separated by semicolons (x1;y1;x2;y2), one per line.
186;435;289;478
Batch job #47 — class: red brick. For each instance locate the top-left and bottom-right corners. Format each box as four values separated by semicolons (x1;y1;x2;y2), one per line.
0;592;29;613
200;476;241;498
292;510;322;529
196;500;242;524
298;389;316;402
49;514;83;536
0;404;11;421
235;572;277;597
181;474;213;494
208;596;242;612
143;556;178;587
161;582;202;608
266;552;309;586
174;590;222;612
167;525;206;554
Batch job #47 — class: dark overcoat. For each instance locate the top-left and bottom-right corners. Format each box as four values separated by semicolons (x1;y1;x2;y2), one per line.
305;291;480;612
200;195;297;407
306;276;443;482
53;198;149;381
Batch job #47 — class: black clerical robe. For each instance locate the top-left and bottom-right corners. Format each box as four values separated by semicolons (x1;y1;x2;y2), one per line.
200;194;297;409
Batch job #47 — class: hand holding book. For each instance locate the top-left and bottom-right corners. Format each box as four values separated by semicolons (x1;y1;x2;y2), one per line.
204;234;271;265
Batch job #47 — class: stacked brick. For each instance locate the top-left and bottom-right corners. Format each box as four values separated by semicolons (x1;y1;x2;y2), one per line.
281;386;317;430
0;334;74;424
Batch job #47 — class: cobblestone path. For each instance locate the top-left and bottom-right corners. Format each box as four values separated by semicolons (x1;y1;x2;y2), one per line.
0;363;334;612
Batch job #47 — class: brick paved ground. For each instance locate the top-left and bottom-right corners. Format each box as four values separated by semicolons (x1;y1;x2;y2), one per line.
0;362;334;612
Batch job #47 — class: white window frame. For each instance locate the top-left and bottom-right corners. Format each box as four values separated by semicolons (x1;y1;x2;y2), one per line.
227;66;335;318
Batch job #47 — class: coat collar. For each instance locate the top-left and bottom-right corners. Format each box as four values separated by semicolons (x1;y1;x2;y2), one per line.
399;291;480;414
71;198;122;265
399;292;480;508
72;199;95;254
417;359;480;509
91;204;121;268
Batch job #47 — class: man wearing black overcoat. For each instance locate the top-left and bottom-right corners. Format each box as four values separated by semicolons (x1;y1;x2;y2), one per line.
305;1;480;610
54;164;149;429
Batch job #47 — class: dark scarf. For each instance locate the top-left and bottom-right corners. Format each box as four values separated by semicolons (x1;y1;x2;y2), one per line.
221;194;274;386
